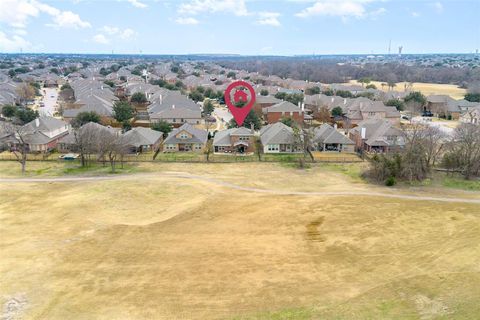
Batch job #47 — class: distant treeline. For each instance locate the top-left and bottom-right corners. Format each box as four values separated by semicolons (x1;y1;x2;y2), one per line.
219;59;480;86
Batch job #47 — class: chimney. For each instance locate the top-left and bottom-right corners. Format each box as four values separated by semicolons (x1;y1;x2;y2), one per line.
301;102;305;111
298;101;301;109
172;104;175;109
361;127;366;139
250;122;254;134
35;118;40;127
159;94;163;105
334;123;337;130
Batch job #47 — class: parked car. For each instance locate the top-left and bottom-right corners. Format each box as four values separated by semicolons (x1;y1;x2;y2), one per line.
59;153;79;160
422;111;433;117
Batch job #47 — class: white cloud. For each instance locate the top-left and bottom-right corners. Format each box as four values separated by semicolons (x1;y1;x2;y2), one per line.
175;17;200;25
432;2;443;13
93;34;110;44
99;26;137;39
101;26;120;35
0;31;31;51
296;0;379;19
256;12;281;27
178;0;248;16
47;11;91;29
0;0;90;30
0;0;40;28
411;11;420;17
126;0;147;8
120;28;136;39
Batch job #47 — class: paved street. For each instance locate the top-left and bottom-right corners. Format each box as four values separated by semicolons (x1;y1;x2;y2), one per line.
39;87;59;117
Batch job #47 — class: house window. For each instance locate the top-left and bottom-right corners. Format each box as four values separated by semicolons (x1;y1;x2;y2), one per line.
179;133;189;139
181;118;184;122
173;118;176;123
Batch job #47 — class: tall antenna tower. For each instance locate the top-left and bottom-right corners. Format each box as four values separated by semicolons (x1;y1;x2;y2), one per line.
398;46;403;57
388;40;391;55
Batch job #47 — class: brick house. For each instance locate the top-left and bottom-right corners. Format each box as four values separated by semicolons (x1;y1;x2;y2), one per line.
213;127;255;154
263;101;305;124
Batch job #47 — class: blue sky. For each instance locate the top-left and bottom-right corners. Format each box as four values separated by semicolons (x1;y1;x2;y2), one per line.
0;0;478;55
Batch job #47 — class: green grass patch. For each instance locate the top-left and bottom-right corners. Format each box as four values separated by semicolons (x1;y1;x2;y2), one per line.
232;307;314;320
443;177;480;191
321;163;364;182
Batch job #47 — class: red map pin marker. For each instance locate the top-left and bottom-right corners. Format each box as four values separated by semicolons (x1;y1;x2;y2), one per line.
224;80;256;126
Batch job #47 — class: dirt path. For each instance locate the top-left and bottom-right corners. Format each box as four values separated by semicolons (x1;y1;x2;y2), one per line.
1;172;479;204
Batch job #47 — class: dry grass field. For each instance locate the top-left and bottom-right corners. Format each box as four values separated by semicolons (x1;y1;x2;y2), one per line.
348;80;467;99
1;162;480;319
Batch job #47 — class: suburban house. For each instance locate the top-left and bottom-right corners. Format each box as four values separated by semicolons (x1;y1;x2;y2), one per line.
57;122;119;152
312;124;355;152
163;123;207;152
148;91;202;127
259;122;299;153
426;95;462;119
123;127;163;153
349;119;405;153
344;98;401;126
253;95;282;113
212;127;255;154
263;101;305;124
460;106;480;124
20;117;70;152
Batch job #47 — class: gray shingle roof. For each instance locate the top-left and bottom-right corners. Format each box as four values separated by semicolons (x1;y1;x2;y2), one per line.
313;124;354;145
264;101;303;113
164;123;207;145
260;122;295;145
123;127;163;147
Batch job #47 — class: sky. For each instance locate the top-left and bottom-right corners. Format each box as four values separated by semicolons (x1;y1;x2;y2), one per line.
0;0;478;55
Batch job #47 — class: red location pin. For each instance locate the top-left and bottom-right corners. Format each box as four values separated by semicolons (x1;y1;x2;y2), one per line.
224;80;256;126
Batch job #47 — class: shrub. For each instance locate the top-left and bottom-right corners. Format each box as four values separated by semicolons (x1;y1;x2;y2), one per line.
385;176;396;186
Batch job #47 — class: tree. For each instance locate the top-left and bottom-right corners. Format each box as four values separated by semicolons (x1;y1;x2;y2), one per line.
305;86;321;95
1;105;17;118
228;110;261;130
113;101;134;124
98;130;131;173
72;112;101;128
313;106;331;123
404;91;427;115
130;92;148;103
465;83;480;102
104;80;115;88
203;99;215;116
60;83;72;91
280;117;294;127
292;124;315;162
385;99;405;111
366;84;377;89
15;108;38;124
189;90;204;102
72;123;101;167
335;90;353;98
203;140;213;162
443;123;480;179
0;123;30;174
358;77;371;87
331;106;343;117
260;89;269;96
254;136;263;161
16;83;36;105
151;120;172;138
227;71;236;79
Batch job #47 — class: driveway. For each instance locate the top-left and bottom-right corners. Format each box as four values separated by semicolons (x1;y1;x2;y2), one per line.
411;116;456;136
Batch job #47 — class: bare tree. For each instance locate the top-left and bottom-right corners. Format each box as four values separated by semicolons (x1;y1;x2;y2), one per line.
98;130;131;172
292;124;315;163
72;124;100;167
0;122;30;174
445;123;480;179
16;83;36;106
